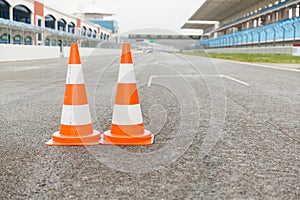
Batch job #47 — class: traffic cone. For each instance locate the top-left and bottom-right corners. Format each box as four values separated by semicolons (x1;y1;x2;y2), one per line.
46;43;100;146
101;43;154;145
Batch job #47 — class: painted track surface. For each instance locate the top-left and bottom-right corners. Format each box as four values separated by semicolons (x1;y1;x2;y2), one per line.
0;51;299;199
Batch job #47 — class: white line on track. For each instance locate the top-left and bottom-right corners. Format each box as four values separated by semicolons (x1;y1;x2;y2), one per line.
0;66;57;72
223;60;300;73
222;75;250;86
13;67;40;72
147;74;250;87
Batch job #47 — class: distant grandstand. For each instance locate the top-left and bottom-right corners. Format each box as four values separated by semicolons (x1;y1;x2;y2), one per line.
128;34;201;40
182;0;300;48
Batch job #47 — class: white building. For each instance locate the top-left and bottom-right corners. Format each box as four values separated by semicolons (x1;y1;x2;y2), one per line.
0;0;112;47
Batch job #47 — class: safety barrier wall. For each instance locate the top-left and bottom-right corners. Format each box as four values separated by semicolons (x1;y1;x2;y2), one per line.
0;44;60;62
203;46;293;54
0;45;121;62
199;16;300;48
62;47;120;58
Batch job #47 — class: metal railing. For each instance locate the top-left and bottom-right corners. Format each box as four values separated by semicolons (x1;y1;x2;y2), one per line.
0;18;109;48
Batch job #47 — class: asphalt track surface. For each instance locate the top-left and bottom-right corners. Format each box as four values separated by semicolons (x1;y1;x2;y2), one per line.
0;49;299;199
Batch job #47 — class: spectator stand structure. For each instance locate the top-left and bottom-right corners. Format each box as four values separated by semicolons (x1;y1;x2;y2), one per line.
182;0;300;49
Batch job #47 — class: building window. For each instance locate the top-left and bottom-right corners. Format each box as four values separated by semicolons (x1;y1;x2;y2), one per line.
24;36;32;45
68;22;75;34
45;15;56;29
37;19;42;27
82;26;86;36
0;33;10;44
57;19;66;31
0;0;10;19
87;28;92;37
13;35;22;44
45;38;50;46
51;39;56;46
13;5;31;24
38;33;42;41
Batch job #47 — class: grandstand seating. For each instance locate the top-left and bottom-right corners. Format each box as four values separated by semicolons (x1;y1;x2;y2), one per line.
198;16;300;47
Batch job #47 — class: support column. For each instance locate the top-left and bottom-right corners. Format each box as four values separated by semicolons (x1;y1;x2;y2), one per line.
242;22;246;30
76;18;81;45
275;11;279;22
279;8;289;20
267;13;272;24
9;7;13;21
261;15;267;26
249;20;254;28
292;6;297;18
283;8;289;20
34;1;44;45
279;10;283;20
213;22;219;38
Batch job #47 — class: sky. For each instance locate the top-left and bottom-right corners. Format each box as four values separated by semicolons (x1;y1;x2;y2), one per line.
44;0;205;34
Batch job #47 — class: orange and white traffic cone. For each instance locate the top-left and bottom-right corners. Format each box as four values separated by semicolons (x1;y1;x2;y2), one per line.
46;43;100;146
101;43;154;145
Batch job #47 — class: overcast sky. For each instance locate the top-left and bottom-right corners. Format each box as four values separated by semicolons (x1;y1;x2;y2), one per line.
44;0;205;34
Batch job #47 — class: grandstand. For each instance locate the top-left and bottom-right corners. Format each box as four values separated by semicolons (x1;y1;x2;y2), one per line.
182;0;300;48
0;0;113;48
128;34;201;40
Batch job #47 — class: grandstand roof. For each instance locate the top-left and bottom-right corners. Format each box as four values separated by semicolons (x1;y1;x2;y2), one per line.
181;23;215;31
181;20;218;32
188;0;273;21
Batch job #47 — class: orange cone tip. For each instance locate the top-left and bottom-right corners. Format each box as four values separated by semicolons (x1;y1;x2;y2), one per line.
69;43;81;64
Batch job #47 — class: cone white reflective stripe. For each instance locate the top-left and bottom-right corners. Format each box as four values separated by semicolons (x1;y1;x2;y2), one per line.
66;64;85;84
112;104;143;125
61;104;92;125
117;64;136;83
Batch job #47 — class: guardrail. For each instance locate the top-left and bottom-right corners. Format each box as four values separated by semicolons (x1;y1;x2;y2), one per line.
0;44;121;62
202;46;293;55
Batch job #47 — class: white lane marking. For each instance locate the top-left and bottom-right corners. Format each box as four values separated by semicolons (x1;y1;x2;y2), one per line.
223;75;250;86
147;75;222;87
147;76;155;87
13;67;39;72
148;75;223;87
147;74;250;87
223;60;300;73
0;64;61;72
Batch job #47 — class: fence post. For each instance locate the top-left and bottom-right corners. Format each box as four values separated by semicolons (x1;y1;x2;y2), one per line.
292;22;296;43
250;32;254;47
272;27;276;46
282;26;285;46
6;25;9;44
258;31;261;47
264;30;268;47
